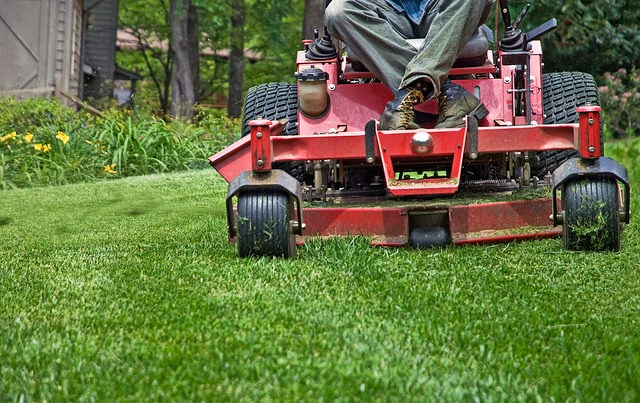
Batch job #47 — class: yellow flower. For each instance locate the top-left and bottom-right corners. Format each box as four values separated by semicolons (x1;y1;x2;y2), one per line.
56;131;69;145
34;143;52;153
1;131;17;142
23;132;34;143
103;164;118;175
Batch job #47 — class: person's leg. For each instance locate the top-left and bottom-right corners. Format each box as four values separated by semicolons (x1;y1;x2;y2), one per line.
325;0;416;91
325;0;496;129
406;0;496;128
403;0;496;95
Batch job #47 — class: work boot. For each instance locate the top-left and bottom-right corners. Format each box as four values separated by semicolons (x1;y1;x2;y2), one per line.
435;80;489;129
379;88;425;130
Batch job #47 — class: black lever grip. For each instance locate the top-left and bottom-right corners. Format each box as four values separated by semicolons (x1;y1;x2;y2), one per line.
524;18;558;43
513;4;531;29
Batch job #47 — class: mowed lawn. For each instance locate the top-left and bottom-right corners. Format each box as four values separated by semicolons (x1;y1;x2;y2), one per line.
1;145;639;400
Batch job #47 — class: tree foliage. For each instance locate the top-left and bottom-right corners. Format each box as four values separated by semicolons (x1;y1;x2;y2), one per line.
118;0;304;116
511;0;639;74
117;0;638;117
118;0;173;115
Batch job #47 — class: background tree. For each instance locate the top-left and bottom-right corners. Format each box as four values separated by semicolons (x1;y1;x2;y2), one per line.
119;0;174;115
227;0;246;118
119;0;303;117
170;0;199;120
242;0;303;86
510;0;639;74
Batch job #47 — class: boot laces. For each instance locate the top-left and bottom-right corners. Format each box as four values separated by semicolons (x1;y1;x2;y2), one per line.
438;94;449;117
398;89;425;126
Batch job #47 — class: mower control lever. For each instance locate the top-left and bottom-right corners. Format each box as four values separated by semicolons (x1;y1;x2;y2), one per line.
499;0;557;51
499;0;526;51
524;18;558;44
513;3;530;29
306;27;338;60
498;0;513;28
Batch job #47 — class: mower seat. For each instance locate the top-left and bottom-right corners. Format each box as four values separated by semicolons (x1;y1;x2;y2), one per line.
348;25;492;70
409;25;492;67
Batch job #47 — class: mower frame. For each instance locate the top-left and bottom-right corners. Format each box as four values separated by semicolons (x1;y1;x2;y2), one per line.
210;9;630;257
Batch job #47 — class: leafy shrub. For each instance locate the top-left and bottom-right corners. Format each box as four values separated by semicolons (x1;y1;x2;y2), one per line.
0;97;240;189
521;0;639;76
599;68;640;139
0;97;90;134
0;98;99;187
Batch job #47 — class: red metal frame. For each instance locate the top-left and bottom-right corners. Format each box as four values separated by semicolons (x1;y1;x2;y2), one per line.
209;123;578;183
209;40;606;247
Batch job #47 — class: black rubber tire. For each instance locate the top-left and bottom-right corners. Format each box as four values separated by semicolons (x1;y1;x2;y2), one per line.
562;178;620;251
237;189;295;258
533;72;601;178
241;82;298;137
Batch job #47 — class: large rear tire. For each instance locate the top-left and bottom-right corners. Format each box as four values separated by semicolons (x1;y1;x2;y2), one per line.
241;82;307;182
562;178;620;251
533;72;601;178
237;189;296;258
241;82;298;137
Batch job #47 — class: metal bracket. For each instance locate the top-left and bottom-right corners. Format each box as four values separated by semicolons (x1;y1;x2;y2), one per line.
467;115;479;159
364;119;376;164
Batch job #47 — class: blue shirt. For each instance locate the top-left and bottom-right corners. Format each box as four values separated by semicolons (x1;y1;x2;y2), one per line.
386;0;431;25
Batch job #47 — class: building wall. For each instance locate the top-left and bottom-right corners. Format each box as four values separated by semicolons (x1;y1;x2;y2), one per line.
83;0;119;99
84;0;118;78
0;0;83;102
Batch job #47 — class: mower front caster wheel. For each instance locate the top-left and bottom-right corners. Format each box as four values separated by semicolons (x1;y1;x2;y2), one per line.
562;178;621;251
236;189;296;258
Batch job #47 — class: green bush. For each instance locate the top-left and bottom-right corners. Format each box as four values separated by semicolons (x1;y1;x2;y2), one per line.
0;96;89;134
0;98;98;187
599;68;640;139
0;97;240;189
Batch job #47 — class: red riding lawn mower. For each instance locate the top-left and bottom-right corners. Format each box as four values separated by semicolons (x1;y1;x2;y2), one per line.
210;0;630;258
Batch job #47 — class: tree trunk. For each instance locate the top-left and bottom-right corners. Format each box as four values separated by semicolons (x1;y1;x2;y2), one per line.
170;0;199;120
303;0;326;39
227;0;246;118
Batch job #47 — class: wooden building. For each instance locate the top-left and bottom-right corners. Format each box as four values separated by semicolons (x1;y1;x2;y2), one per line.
0;0;121;104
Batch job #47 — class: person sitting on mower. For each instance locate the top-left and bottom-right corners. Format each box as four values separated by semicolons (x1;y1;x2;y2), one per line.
325;0;496;130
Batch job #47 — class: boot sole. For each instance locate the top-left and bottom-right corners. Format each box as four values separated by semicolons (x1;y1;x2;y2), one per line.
434;102;490;129
470;102;489;121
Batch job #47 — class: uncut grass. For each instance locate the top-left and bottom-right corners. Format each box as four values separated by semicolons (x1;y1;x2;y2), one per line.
1;169;639;401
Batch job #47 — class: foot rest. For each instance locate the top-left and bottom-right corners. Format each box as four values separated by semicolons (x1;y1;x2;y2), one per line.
376;126;467;196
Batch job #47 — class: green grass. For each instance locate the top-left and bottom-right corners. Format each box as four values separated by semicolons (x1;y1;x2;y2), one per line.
1;163;639;400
